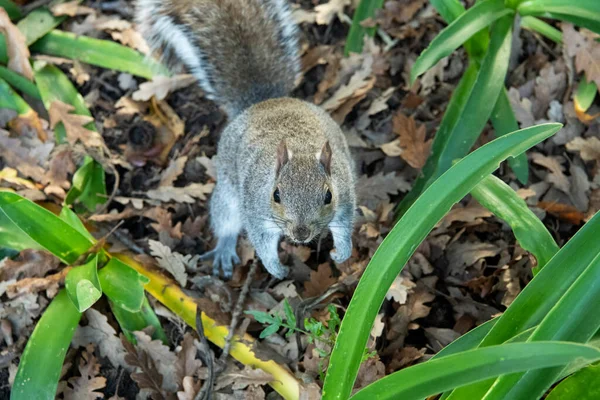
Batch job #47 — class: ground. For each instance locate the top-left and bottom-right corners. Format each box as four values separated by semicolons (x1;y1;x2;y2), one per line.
1;0;599;399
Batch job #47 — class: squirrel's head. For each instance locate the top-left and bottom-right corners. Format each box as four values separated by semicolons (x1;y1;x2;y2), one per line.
270;140;335;244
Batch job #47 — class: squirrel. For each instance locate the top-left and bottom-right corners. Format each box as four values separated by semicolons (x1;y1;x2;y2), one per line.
135;0;356;279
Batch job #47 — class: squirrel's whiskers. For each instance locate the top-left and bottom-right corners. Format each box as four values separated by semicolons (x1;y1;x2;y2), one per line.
136;0;356;279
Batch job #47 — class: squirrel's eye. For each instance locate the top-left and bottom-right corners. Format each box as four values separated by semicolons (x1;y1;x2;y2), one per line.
273;188;281;203
324;189;332;205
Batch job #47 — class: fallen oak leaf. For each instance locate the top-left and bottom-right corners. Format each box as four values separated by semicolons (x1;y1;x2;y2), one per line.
62;348;107;400
132;75;197;101
51;1;95;17
393;112;431;169
148;239;197;286
146;182;214;203
303;263;336;297
538;201;585;225
48;101;103;148
0;8;33;80
314;0;350;25
563;24;600;89
566;136;600;162
0;249;60;281
159;156;188;187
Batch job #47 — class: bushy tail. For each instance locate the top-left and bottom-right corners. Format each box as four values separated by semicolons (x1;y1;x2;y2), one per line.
136;0;300;116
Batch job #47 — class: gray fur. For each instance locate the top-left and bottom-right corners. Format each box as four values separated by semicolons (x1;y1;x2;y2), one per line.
135;0;356;279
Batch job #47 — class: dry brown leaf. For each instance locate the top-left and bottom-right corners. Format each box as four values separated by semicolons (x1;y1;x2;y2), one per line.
148;239;197;286
48;101;103;148
51;1;95;17
385;275;415;304
507;87;535;128
314;0;350;25
159;156;188;187
0;249;60;281
177;376;201;400
0;292;40;336
0;8;33;80
72;308;129;370
566;136;600;161
538;201;585;225
43;148;76;198
122;335;165;398
134;331;179;392
391;112;431;169
303;263;336;297
531;153;570;194
175;333;203;385
147;182;214;203
356;172;411;209
215;365;273;391
0;167;36;189
6;267;69;299
563;24;600;88
63;348;106;400
133;75;197;101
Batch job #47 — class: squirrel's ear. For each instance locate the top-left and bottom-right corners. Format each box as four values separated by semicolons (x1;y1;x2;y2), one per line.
276;140;291;175
319;141;332;175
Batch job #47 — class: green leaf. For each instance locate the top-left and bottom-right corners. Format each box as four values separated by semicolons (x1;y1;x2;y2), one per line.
434;318;498;360
11;290;82;400
518;0;600;34
322;123;562;400
470;174;559;272
16;1;73;45
30;30;169;79
398;15;514;216
349;342;600;400
520;16;563;43
65;156;107;212
283;299;296;327
490;88;529;184
65;254;102;312
1;0;22;21
344;0;385;56
109;296;169;344
260;324;280;339
246;310;279;325
58;206;95;241
547;363;600;400
574;75;597;113
476;248;600;399
0;66;40;100
410;0;512;83
98;257;150;312
0;77;29;112
33;63;95;143
445;211;600;399
0;192;94;264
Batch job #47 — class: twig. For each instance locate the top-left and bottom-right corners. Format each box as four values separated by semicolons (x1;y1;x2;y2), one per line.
217;260;258;367
195;307;215;400
112;229;147;255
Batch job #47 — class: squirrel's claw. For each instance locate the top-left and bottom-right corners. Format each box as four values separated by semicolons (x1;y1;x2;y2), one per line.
200;238;240;279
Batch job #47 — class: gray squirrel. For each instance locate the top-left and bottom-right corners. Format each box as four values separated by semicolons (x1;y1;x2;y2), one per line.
135;0;356;279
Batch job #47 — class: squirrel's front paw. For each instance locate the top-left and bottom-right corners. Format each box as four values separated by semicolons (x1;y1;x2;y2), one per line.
330;244;352;264
263;262;289;280
201;247;240;279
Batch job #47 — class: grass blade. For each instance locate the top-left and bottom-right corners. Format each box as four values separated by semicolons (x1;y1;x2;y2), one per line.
349;342;600;400
1;0;22;21
398;15;514;215
16;2;70;45
0;192;94;264
490;88;530;183
31;30;169;79
11;290;82;400
0;65;41;99
470;174;559;272
65;254;102;312
480;250;600;400
546;363;600;400
520;16;563;43
98;257;149;312
65;155;107;212
410;0;512;83
344;0;385;55
446;211;600;399
322;123;562;400
0;77;29;112
109;296;169;344
518;0;600;34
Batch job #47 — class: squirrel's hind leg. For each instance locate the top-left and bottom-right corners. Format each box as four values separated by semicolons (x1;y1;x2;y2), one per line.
201;181;242;278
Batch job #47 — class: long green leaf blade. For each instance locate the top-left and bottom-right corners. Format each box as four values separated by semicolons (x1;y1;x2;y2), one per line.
65;254;102;312
0;192;94;264
481;249;600;400
31;30;169;79
109;296;169;344
399;15;514;215
16;3;68;45
411;0;512;83
546;363;600;400
490;88;529;183
518;0;600;34
11;290;82;400
446;211;600;399
98;257;150;312
470;174;559;271
344;0;385;55
350;342;600;400
520;16;563;43
1;0;22;21
0;65;41;99
322;123;562;400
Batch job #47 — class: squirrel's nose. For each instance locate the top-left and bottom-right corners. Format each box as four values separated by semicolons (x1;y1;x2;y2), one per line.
293;225;311;242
